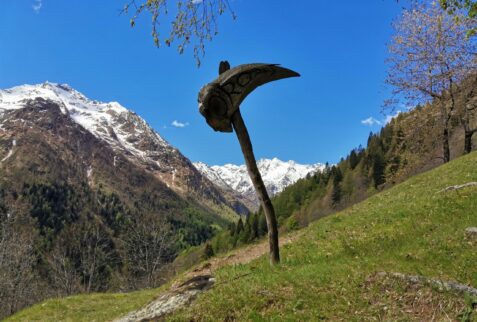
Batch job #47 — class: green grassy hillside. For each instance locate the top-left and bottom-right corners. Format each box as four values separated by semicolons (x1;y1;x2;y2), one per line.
7;152;477;321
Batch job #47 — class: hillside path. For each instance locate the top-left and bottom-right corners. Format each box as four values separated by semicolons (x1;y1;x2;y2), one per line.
115;231;302;322
185;231;301;278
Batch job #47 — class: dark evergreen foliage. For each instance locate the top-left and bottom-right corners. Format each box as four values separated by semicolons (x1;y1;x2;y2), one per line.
331;169;342;206
202;243;214;260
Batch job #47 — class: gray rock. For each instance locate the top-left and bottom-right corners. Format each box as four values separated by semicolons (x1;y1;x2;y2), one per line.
377;272;477;297
114;275;215;322
465;227;477;238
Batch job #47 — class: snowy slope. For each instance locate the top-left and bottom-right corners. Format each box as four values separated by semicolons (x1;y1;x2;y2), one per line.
0;82;169;160
193;162;232;190
194;158;325;207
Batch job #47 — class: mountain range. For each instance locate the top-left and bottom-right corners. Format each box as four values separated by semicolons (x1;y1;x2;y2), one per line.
0;82;323;216
0;82;249;218
194;159;324;209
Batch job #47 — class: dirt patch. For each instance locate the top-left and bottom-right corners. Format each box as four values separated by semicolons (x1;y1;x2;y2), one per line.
178;231;302;282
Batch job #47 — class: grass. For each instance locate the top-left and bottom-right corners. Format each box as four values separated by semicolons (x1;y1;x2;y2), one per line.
168;151;477;321
7;152;477;321
4;287;165;322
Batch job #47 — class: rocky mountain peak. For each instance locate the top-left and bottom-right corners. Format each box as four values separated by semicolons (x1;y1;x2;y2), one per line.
194;158;324;209
0;82;170;159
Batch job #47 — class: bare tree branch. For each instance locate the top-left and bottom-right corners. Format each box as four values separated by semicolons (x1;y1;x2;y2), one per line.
122;0;235;66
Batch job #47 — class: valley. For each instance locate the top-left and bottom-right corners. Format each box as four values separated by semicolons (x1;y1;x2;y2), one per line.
2;1;477;320
7;150;477;321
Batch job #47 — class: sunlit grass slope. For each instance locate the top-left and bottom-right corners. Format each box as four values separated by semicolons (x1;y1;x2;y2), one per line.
7;152;477;321
4;287;166;322
169;151;477;321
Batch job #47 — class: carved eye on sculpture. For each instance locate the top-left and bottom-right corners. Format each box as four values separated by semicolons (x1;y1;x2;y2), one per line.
238;73;251;87
208;95;228;117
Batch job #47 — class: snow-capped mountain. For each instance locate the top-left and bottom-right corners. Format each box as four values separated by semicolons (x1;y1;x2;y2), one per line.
194;158;325;209
0;82;249;217
0;82;169;171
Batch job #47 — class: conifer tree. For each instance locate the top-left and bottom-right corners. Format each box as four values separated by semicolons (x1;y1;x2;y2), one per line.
349;150;359;170
203;243;214;260
331;167;343;205
240;216;251;243
236;218;244;235
259;213;268;237
228;222;236;237
372;148;386;188
251;214;259;240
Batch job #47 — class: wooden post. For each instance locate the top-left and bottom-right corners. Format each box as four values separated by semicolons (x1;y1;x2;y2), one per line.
231;109;280;265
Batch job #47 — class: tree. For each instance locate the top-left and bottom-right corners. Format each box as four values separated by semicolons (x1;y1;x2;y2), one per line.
0;217;39;318
235;217;244;235
250;214;259;240
123;214;176;288
47;239;80;296
239;216;251;244
123;0;235;66
331;167;343;206
64;220;119;293
385;2;477;162
331;179;342;206
349;149;360;170
457;74;477;153
228;221;236;237
258;212;268;237
202;243;214;259
440;0;477;33
371;147;386;188
367;134;387;187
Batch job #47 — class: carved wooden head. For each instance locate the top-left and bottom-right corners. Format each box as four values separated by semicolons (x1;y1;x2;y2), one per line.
198;62;300;132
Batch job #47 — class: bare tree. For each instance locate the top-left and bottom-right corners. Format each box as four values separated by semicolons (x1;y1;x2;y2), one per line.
49;220;117;293
386;2;477;162
77;222;117;293
123;214;176;288
47;236;81;296
123;0;235;66
0;217;39;318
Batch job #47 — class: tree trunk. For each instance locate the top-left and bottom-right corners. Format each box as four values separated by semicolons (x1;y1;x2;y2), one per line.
231;110;280;265
464;130;475;154
442;127;450;163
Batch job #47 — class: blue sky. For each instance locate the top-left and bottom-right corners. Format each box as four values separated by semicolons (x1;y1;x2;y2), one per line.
0;1;407;165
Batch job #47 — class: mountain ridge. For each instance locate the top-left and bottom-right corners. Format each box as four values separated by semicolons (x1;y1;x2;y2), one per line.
194;158;324;209
0;82;249;217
